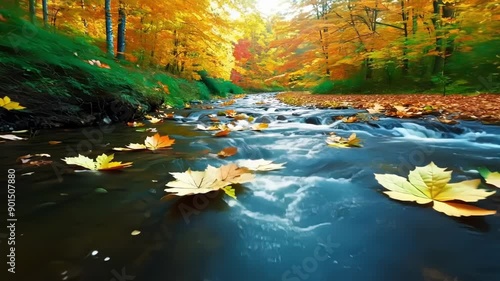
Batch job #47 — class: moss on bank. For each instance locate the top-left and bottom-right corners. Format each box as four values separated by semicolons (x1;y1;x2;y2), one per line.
0;10;240;131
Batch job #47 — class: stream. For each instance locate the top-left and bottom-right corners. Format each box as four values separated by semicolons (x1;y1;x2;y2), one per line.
1;93;500;281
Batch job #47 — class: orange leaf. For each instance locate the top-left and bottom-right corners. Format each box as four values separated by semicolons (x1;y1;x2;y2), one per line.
214;130;230;137
0;14;7;22
218;147;238;158
49;141;62;145
144;133;175;150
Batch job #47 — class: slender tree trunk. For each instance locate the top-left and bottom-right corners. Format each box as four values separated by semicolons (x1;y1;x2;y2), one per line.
80;0;88;34
105;0;114;56
29;0;36;24
42;0;48;27
400;0;409;75
432;0;444;75
116;0;126;60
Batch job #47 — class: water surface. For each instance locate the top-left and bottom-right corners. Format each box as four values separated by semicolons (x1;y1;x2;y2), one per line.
1;93;500;281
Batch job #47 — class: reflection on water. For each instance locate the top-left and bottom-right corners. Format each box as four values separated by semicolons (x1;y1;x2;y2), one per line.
1;93;500;281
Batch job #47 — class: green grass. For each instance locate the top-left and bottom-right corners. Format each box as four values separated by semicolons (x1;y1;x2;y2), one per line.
0;9;243;118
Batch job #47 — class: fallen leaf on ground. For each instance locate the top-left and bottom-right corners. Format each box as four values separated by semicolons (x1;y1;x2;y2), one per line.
218;147;238;158
237;159;286;171
374;162;496;217
366;103;385;114
0;96;26;110
62;154;132;171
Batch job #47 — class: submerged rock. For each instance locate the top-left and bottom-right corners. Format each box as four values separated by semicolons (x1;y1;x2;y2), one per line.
277;115;287;121
255;115;273;123
304;116;322;125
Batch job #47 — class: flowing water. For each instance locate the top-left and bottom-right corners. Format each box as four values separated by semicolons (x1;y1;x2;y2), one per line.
1;93;500;281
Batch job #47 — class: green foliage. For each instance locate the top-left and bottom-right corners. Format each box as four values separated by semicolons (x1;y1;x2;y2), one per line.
199;70;244;97
312;80;335;94
0;11;222;114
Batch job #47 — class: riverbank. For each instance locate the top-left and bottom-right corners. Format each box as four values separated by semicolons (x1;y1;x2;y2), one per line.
0;12;242;132
277;92;500;125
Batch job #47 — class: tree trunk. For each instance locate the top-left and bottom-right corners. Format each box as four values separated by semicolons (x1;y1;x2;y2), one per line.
42;0;48;27
432;0;444;75
29;0;36;24
401;0;409;75
116;0;126;60
80;0;88;34
105;0;114;57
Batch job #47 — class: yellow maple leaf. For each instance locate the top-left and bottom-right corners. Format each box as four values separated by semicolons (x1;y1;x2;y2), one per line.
250;123;269;131
0;96;26;110
62;154;132;171
164;168;228;196
374;162;496;217
114;133;175;151
144;133;175;150
206;164;254;184
326;133;362;148
478;167;500;188
148;117;162;124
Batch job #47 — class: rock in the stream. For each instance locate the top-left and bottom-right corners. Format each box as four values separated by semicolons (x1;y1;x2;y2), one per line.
304;116;322;125
255;115;273;123
277;115;287;121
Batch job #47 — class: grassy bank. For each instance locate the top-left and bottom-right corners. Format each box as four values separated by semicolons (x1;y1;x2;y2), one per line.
0;10;242;131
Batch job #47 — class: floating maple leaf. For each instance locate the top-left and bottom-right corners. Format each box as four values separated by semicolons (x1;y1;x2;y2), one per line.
207;163;254;184
62;154;132;171
127;122;145;127
0;134;26;141
237;159;286;171
17;153;51;164
148;117;162;124
196;124;223;131
375;162;496;217
214;130;231;137
217;147;238;158
225;109;237;117
250;123;269;131
114;133;175;151
164;168;228;196
0;96;25;110
478;167;500;188
326;133;362;148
